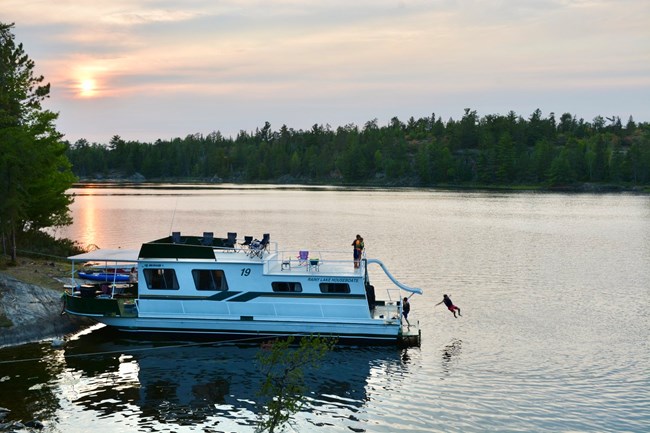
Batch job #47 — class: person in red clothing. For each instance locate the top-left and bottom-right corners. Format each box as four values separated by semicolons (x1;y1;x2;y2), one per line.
436;294;461;318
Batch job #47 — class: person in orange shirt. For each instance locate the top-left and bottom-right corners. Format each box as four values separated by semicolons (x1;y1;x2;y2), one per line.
351;234;364;268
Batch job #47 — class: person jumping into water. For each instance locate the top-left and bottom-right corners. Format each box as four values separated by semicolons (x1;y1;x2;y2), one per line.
436;294;461;318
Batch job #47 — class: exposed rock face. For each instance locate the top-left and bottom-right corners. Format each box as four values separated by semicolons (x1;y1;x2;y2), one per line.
0;274;91;347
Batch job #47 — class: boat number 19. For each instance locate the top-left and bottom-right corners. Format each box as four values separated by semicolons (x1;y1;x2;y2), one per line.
241;268;251;276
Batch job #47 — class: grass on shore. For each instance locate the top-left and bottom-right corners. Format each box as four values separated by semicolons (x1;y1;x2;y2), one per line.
0;256;73;291
0;229;84;289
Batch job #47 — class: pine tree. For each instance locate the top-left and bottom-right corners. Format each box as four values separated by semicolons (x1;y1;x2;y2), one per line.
0;22;76;261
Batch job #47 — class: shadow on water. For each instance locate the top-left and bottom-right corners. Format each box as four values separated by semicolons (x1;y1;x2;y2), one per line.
440;338;463;377
50;326;414;429
0;342;66;424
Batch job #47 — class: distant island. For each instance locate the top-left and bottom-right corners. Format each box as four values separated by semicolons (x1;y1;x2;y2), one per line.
66;109;650;192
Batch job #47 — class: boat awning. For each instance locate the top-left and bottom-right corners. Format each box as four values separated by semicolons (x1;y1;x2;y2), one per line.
67;249;140;263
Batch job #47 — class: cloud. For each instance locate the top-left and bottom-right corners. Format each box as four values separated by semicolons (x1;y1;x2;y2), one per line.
103;9;201;26
4;0;649;143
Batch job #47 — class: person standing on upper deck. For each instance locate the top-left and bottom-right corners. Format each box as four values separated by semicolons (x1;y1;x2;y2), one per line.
351;234;364;269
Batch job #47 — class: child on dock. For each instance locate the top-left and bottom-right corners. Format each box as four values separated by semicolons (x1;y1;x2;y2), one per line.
402;297;411;327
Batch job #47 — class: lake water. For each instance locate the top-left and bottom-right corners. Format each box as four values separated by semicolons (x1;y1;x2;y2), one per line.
2;185;649;432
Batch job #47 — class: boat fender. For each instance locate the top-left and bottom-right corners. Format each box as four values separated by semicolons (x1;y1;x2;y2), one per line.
51;338;65;348
60;295;66;316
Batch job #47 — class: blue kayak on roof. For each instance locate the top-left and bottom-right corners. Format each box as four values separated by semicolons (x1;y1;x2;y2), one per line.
78;271;130;282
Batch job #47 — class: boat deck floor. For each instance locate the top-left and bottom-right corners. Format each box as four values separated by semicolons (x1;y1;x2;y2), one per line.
267;260;361;276
369;301;421;347
214;250;363;276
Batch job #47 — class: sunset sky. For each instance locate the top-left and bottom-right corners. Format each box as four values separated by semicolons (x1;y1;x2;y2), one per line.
5;0;650;144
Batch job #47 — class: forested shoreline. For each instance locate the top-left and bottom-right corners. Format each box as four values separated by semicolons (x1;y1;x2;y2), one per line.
66;109;650;190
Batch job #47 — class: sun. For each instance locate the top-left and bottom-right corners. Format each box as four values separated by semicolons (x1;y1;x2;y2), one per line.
80;78;96;97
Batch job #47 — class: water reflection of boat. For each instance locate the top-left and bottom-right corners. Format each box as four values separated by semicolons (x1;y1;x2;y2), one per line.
63;231;422;346
61;327;407;428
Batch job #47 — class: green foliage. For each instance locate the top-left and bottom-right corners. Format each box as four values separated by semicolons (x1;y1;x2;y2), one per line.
1;22;76;261
64;109;650;189
14;229;84;259
548;149;574;186
255;335;336;433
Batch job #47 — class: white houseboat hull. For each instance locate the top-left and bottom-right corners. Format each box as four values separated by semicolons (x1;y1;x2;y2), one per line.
63;232;422;346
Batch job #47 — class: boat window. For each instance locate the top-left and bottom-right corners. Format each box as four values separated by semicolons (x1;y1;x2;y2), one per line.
319;283;350;293
192;269;229;291
271;282;303;292
143;269;179;290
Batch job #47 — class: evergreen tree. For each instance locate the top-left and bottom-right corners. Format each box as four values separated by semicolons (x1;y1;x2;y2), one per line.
0;22;76;261
548;149;574;186
495;132;515;183
585;134;608;182
531;139;555;182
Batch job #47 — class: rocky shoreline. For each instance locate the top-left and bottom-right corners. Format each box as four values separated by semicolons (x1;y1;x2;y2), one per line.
0;273;91;348
0;272;93;432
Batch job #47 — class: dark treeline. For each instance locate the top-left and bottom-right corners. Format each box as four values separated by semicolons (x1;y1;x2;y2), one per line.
65;109;650;188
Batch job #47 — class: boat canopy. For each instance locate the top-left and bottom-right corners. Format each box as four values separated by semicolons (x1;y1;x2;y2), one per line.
68;249;140;263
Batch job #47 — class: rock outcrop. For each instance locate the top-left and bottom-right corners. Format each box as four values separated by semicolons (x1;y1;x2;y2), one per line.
0;274;91;347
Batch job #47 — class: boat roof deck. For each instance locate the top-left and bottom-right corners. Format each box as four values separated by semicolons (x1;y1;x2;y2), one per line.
214;248;363;276
69;246;363;277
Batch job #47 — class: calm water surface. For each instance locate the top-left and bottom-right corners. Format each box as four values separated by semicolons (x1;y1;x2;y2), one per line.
2;185;649;432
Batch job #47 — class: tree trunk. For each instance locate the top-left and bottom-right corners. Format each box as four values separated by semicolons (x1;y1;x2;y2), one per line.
10;226;17;263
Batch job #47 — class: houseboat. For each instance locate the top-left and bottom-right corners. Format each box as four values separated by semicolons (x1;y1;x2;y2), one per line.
62;232;422;346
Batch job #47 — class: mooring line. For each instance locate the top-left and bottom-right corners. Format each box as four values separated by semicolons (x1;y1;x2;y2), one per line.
0;333;313;365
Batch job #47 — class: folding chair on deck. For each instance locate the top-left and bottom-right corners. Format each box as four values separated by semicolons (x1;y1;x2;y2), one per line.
297;250;309;266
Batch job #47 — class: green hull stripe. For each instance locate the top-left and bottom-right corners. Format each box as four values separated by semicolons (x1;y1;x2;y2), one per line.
227;292;366;302
125;292;365;302
139;291;241;301
209;291;241;301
